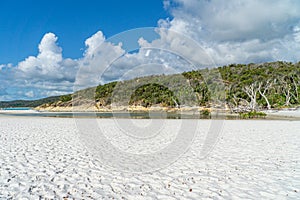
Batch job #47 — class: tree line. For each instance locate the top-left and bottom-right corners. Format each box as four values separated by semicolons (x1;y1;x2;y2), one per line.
2;61;299;112
77;61;300;112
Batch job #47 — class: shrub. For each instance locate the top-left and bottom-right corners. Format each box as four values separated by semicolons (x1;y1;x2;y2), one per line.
60;94;72;102
200;109;211;118
239;111;267;119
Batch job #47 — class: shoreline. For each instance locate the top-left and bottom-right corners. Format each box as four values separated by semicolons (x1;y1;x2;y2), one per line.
1;107;300;120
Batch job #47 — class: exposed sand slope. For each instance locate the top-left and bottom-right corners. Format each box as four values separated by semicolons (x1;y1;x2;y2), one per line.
0;118;299;199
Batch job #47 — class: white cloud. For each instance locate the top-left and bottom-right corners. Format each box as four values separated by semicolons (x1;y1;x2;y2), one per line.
159;0;300;65
84;31;106;57
0;33;79;100
100;47;193;82
137;28;216;68
164;0;300;41
0;31;127;100
293;26;300;43
0;63;13;71
4;33;81;101
3;0;300;100
75;31;125;89
25;91;34;98
17;33;77;82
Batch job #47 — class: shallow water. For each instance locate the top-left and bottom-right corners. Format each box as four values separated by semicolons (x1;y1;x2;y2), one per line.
0;111;239;119
0;107;31;110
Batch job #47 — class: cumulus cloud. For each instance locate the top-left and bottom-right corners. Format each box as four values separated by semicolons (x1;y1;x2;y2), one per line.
2;0;300;100
163;0;300;41
74;31;125;89
0;33;80;100
158;0;300;65
84;31;106;57
100;47;193;82
138;28;215;68
17;33;77;82
0;31;128;100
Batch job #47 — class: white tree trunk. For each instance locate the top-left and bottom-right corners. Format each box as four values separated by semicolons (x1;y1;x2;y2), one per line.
259;90;271;110
258;80;272;110
243;82;259;111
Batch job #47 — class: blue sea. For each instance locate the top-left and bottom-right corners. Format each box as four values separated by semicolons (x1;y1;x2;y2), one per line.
1;107;31;110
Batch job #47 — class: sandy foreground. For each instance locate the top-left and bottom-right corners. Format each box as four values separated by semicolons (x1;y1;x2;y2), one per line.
265;109;300;118
0;117;299;199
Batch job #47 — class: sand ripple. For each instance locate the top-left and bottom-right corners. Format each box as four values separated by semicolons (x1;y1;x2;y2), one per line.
0;118;299;199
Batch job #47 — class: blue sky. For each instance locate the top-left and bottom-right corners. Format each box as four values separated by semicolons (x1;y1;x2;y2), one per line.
1;0;300;101
0;0;168;65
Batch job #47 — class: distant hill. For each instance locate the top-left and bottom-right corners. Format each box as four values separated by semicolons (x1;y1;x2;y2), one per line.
73;61;300;112
2;61;300;112
0;96;61;108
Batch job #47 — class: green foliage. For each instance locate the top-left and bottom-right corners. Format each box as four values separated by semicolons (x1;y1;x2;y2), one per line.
200;109;211;117
3;61;300;110
0;96;61;108
95;82;117;99
129;83;179;107
239;111;267;119
94;81;117;105
219;61;300;110
60;94;72;102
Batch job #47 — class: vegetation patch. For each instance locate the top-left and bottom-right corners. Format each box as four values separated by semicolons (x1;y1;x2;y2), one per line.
2;61;300;112
60;94;72;102
129;83;179;107
200;109;211;118
239;111;267;119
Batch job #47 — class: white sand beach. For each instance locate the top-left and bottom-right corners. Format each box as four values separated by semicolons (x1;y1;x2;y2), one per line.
0;117;299;199
0;109;39;114
265;109;300;119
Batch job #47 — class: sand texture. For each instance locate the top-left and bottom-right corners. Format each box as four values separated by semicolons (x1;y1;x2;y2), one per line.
0;118;299;199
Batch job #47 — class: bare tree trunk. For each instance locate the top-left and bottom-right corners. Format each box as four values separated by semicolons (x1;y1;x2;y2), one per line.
279;77;292;106
232;94;238;108
258;80;272;110
172;97;179;108
285;89;291;106
291;76;299;103
260;92;271;109
243;82;259;111
283;83;291;106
